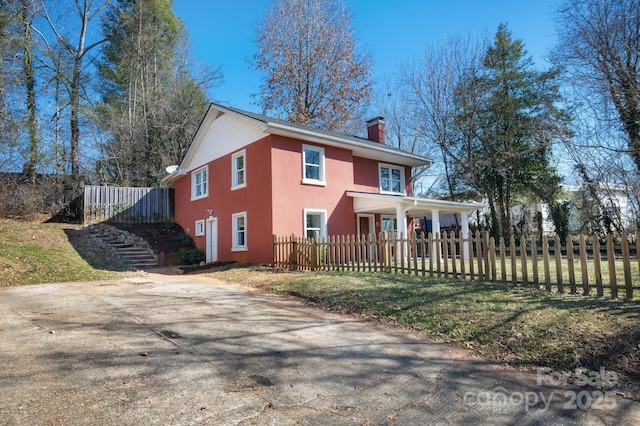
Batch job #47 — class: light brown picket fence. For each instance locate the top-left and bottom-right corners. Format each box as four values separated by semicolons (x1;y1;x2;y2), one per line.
272;231;640;299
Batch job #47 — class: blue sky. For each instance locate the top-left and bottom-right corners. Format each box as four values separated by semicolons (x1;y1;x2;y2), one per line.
173;1;560;112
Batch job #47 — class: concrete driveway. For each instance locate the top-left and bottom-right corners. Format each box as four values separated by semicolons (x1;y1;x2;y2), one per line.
1;273;639;425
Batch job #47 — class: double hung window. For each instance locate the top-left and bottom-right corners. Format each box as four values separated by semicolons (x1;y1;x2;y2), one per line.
192;166;208;200
232;150;246;190
232;212;247;251
302;144;326;185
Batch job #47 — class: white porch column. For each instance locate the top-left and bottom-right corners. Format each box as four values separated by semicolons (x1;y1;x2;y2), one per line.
396;205;408;238
431;209;440;259
396;205;408;264
461;211;470;260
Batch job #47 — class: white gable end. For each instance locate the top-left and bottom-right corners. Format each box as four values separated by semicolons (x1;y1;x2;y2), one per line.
182;111;266;172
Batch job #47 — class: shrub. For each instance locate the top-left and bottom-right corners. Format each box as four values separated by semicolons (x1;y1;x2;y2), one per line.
175;232;193;245
145;228;161;238
163;220;176;229
178;247;205;265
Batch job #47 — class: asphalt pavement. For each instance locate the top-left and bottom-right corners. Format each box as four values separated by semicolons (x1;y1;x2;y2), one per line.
1;273;639;425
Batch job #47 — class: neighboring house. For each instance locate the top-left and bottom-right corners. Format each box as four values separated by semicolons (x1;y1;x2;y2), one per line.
560;183;632;234
163;103;484;264
474;183;634;237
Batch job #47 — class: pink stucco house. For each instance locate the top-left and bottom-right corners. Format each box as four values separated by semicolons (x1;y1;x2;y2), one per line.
163;103;482;264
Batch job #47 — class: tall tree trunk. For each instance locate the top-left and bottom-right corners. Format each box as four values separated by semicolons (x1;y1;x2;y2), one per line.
22;0;37;183
70;59;81;181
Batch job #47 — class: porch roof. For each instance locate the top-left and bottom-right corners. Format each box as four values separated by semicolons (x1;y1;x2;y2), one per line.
346;191;485;217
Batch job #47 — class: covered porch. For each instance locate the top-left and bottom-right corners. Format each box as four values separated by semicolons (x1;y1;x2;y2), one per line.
346;191;485;259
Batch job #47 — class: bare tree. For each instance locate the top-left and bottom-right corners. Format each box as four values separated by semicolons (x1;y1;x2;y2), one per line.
398;35;485;200
554;0;640;172
253;0;373;132
37;0;109;184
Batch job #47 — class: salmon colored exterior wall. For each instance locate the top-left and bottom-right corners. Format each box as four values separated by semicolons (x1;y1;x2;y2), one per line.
270;135;356;238
173;136;273;264
352;156;412;196
173;132;415;264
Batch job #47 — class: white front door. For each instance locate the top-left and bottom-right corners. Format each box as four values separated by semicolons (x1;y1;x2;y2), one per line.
206;217;218;263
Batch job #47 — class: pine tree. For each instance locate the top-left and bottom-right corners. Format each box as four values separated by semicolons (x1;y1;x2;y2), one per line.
452;24;571;239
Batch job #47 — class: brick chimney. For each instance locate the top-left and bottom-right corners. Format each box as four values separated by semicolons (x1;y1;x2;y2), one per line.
366;117;385;143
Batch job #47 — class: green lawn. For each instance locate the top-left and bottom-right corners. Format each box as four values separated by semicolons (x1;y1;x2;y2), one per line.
0;219;131;287
212;266;640;386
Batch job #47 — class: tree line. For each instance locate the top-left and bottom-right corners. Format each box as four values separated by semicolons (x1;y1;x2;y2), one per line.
0;0;220;190
1;0;638;238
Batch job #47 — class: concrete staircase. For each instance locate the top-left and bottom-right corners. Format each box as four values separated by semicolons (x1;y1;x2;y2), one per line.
88;223;159;269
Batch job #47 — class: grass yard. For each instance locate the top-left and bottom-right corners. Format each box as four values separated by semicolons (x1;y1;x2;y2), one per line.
211;266;640;388
0;219;131;286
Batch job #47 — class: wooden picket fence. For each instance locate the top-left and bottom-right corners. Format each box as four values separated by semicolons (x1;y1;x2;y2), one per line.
272;231;640;299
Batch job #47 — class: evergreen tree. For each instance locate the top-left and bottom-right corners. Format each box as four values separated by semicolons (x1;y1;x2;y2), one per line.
96;0;217;186
451;24;571;239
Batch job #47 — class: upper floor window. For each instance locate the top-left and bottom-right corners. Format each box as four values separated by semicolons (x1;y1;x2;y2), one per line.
192;165;208;200
379;163;405;194
232;211;247;251
302;144;326;186
231;149;246;190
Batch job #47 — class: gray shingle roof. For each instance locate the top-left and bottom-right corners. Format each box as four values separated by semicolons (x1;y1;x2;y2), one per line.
215;103;432;164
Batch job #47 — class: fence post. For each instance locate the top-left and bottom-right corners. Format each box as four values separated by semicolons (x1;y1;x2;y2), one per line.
435;232;442;277
593;235;603;297
442;231;449;278
450;231;458;278
567;235;576;294
531;235;539;289
483;232;491;282
607;234;618;298
554;235;564;293
467;232;474;281
311;237;318;271
579;234;589;296
382;231;391;272
510;234;517;286
289;233;297;270
475;230;483;281
622;233;633;299
520;235;528;287
542;235;551;291
458;232;465;281
273;234;277;267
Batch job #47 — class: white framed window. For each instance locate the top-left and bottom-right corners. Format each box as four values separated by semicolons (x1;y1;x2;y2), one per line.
381;215;398;234
231;149;246;190
379;163;405;194
232;211;247;251
302;144;326;186
303;209;327;240
191;165;208;200
195;219;205;236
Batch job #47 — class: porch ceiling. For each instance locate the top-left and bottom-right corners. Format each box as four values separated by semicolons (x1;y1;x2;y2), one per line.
346;191;484;217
